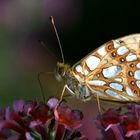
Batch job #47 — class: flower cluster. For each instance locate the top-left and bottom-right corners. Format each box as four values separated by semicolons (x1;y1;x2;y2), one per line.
95;104;140;140
0;97;87;140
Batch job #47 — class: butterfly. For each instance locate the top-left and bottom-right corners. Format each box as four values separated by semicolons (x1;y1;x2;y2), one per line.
50;16;140;105
55;34;140;104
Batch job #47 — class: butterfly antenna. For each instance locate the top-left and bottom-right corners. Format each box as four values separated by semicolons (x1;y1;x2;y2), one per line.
50;16;65;64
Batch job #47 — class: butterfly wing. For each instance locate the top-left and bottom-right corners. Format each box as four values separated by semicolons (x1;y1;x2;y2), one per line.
72;34;140;102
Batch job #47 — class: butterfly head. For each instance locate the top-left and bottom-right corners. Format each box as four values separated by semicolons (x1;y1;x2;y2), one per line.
55;62;70;82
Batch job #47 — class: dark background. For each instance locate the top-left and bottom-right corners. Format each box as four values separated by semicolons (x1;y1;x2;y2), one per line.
62;0;140;63
0;0;140;139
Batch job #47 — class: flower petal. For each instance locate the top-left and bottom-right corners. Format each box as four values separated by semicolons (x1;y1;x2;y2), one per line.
54;102;83;129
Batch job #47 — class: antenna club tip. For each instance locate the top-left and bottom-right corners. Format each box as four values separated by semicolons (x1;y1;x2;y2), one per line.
49;16;54;24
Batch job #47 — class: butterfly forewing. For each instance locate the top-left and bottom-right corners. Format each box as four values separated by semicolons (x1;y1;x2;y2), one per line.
72;34;140;102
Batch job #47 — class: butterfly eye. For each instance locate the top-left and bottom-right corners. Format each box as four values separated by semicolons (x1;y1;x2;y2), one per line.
57;66;61;74
55;62;66;82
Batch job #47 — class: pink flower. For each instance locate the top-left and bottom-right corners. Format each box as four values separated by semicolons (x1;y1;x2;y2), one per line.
54;100;83;130
0;98;87;140
95;105;140;140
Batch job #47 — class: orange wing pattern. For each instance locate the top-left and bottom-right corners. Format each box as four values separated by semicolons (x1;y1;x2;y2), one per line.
72;34;140;102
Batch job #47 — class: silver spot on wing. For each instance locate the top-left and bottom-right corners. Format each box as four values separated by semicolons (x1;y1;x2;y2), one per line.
136;63;140;69
126;53;137;62
126;86;134;96
86;56;100;70
75;65;82;73
134;70;140;80
113;40;120;48
109;83;123;91
114;78;123;83
102;66;121;78
75;65;89;75
105;89;122;99
97;46;107;56
117;46;129;55
136;81;140;89
88;80;106;86
89;88;105;97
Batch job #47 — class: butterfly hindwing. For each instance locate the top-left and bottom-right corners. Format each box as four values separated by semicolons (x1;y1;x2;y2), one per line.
72;34;140;102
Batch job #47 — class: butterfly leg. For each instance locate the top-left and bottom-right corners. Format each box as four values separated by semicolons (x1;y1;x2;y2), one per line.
59;84;68;102
60;84;76;101
96;94;102;114
55;84;70;111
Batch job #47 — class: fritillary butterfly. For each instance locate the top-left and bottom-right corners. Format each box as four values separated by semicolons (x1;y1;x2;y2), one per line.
50;16;140;104
55;34;140;103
